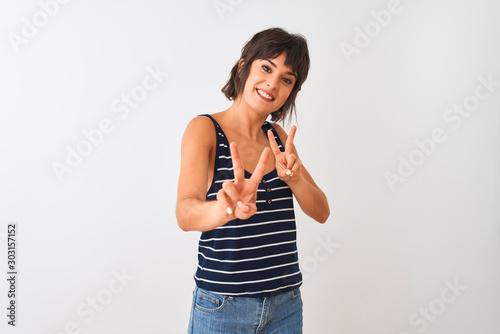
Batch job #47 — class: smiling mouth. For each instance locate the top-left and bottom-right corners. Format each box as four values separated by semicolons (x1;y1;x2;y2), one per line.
256;89;275;101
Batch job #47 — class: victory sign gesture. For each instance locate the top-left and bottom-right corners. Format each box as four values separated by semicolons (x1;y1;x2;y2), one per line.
217;142;270;221
267;126;302;182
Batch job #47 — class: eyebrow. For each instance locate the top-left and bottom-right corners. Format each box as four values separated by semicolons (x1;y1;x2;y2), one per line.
263;58;296;78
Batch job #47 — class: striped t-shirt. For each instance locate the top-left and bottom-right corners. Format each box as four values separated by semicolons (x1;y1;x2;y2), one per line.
194;114;302;297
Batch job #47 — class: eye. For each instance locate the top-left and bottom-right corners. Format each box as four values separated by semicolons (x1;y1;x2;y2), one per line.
282;77;293;85
261;65;271;73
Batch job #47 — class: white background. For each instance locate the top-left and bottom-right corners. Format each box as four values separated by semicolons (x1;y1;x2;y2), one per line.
1;0;499;333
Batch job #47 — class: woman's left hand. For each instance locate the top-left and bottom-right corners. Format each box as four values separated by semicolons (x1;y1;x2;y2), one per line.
267;126;302;183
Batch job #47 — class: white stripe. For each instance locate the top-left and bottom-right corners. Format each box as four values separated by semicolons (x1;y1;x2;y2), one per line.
215;177;250;184
255;208;294;215
218;155;231;159
198;250;298;263
210;188;287;198
197;261;298;275
257;186;290;192
219;143;228;148
256;197;293;203
199;240;295;252
194;270;300;285
215;178;234;184
217;167;233;171
271;186;289;191
200;229;296;242
264;176;280;183
216;218;294;229
273;197;293;202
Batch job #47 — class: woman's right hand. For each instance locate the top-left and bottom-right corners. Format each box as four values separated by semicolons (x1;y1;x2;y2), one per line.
216;142;270;221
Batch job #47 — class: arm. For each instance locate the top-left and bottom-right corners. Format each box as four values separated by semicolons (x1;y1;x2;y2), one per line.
175;116;227;232
176;117;270;232
268;124;330;224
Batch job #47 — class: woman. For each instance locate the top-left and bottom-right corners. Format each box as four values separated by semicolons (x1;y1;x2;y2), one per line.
176;27;330;333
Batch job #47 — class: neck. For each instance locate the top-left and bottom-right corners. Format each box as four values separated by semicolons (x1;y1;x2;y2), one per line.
223;99;270;140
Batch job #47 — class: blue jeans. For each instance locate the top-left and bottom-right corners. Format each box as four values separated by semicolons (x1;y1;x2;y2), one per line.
187;286;303;334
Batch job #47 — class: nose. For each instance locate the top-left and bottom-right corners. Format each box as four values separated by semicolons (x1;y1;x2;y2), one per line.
266;75;280;91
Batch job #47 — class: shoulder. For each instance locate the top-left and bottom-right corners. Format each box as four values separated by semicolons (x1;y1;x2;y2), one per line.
183;115;216;138
185;114;215;131
269;122;289;141
181;115;217;151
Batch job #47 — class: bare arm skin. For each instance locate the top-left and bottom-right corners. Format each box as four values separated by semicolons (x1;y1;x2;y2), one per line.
268;124;330;224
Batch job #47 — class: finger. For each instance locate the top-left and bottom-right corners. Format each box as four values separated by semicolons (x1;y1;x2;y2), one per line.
235;202;257;220
222;180;240;204
280;168;290;179
277;161;288;178
267;130;282;156
229;142;245;183
286;153;297;170
216;189;234;217
291;160;301;176
285;125;297;154
289;158;302;178
249;147;270;184
236;200;250;214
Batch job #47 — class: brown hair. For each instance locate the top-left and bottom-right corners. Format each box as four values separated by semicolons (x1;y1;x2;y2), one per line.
221;27;310;123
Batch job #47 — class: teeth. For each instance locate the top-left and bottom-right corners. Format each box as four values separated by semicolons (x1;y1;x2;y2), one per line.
257;89;273;100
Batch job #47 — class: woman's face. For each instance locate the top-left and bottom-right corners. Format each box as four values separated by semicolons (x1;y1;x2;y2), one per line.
238;52;296;117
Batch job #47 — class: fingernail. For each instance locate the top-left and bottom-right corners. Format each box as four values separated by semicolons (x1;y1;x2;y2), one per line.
237;201;243;208
226;207;233;215
286;170;292;176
